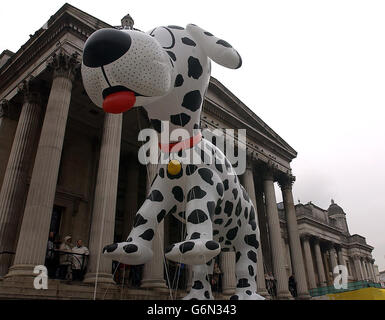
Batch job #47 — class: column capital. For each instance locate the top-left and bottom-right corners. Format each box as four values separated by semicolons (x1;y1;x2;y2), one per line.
17;77;42;105
352;254;361;260
278;174;296;191
47;50;80;81
300;233;312;241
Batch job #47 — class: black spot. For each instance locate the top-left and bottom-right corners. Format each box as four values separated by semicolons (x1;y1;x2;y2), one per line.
172;186;184;202
159;168;165;178
235;199;242;216
248;265;254;277
204;31;213;36
237;278;251;288
213;230;219;236
216;39;232;48
224;201;233;217
165;244;175;253
206;260;213;266
214;219;223;225
182;37;196;46
148;190;164;202
192;280;204;289
157;209;166;223
178;211;185;219
188;57;203;80
226;226;238;240
151;119;162;133
180;241;195;253
167;51;176;61
169;205;177;215
199;147;211;163
198;168;214;185
244;207;249;220
182;90;202;112
246;290;252;295
247;250;257;263
127;237;132;242
187;186;207;201
215;162;223;173
170;113;191;126
225;158;231;170
216;183;224;197
223;179;229;190
236;51;242;69
123;244;138;253
250;220;257;231
167;167;183;180
207;201;216;217
237;220;242;227
168;25;184;30
215;205;221;215
224;218;232;228
134;214;148;227
139;229;154;241
230;295;239;300
103;243;117;253
219;237;224;242
186;164;198;175
204;291;210;299
225;240;232;245
187;209;208;224
249;207;256;221
232;188;238;200
190;232;201;240
245;234;259;250
174;74;184;87
205;241;219;251
236;251;241;262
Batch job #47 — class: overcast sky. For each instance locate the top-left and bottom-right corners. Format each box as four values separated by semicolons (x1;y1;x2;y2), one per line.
1;0;384;271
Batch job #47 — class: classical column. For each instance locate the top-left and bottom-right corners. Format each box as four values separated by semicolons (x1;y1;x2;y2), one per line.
369;259;376;281
220;251;236;295
83;112;122;284
337;247;345;267
239;158;269;298
301;235;317;290
361;259;368;280
141;163;168;290
313;238;327;287
5;52;79;279
0;79;43;277
328;245;338;276
353;255;363;281
279;175;310;299
263;169;292;299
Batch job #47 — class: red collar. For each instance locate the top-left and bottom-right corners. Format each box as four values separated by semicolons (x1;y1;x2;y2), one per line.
159;132;202;153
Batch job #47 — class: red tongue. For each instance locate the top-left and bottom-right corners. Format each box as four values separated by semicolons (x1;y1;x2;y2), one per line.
102;91;136;114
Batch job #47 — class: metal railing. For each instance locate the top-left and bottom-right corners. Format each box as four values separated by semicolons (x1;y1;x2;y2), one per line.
45;249;89;281
309;281;382;297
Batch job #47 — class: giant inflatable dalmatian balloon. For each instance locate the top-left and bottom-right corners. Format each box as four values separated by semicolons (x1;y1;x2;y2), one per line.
81;23;263;300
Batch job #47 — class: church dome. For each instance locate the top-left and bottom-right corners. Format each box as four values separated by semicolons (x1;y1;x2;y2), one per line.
328;199;346;216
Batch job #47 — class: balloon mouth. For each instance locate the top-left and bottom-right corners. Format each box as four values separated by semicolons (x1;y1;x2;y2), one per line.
102;86;138;114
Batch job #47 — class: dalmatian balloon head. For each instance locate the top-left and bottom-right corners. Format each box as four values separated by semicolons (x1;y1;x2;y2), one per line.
81;24;242;132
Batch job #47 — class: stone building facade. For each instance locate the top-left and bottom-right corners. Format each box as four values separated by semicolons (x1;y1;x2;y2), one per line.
0;4;377;299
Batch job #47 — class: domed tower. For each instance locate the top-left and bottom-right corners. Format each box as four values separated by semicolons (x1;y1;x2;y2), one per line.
328;199;350;234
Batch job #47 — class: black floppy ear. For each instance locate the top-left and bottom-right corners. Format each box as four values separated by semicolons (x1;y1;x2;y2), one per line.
186;24;242;69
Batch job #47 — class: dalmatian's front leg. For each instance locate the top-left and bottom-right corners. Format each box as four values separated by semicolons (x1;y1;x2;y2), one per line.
165;168;222;265
103;173;174;265
183;261;214;300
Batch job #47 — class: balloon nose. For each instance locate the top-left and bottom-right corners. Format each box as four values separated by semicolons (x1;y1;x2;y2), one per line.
83;28;132;68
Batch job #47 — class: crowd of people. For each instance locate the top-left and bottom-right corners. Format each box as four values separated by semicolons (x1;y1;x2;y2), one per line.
45;233;89;281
